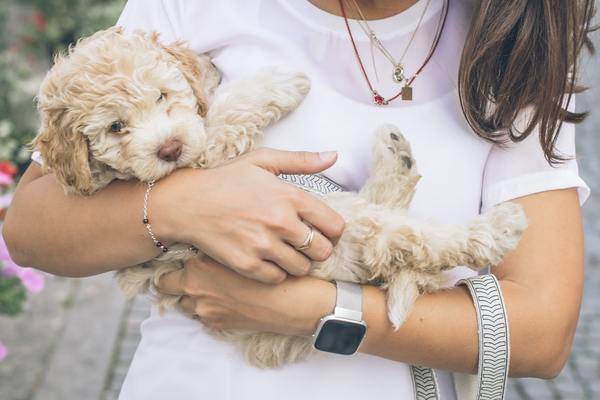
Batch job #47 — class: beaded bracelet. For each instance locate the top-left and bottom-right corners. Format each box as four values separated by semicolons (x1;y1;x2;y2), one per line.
142;180;198;255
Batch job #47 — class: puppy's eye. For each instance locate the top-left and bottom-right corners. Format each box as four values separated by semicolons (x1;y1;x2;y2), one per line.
157;92;167;103
109;121;125;133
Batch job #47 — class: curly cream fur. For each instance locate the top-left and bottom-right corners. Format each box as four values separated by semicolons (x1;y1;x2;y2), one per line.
33;28;528;369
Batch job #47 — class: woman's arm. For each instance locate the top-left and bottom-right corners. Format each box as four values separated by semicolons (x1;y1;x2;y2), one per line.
2;149;345;281
162;188;583;378
3;163;158;276
360;188;583;378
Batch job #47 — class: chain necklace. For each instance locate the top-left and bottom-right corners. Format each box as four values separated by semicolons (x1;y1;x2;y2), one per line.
338;0;449;105
348;0;432;84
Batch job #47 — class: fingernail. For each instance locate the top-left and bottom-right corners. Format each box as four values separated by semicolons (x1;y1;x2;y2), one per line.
319;151;337;162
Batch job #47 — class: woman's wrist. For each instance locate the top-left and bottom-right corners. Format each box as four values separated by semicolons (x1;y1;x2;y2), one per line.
270;276;336;337
149;167;201;246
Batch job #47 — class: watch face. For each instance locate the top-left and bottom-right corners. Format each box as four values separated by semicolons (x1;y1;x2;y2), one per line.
313;319;367;355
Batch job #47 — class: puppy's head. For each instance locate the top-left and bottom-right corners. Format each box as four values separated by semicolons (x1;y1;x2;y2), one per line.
32;27;219;195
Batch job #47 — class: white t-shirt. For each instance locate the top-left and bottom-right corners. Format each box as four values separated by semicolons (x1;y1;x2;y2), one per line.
109;1;589;399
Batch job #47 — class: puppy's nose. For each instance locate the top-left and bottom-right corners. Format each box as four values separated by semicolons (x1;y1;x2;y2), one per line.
158;139;183;162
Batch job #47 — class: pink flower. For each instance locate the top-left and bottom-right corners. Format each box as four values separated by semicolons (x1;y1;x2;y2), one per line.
0;227;45;293
0;193;12;209
0;231;11;262
16;268;44;293
0;172;12;186
0;341;6;362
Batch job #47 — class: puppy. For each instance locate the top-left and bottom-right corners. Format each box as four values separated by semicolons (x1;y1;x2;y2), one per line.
33;27;528;368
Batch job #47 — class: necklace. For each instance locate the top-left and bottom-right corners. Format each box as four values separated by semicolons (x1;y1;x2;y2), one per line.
338;0;449;105
348;0;432;84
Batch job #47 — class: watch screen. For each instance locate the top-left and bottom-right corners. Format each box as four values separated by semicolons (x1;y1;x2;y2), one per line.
314;319;366;355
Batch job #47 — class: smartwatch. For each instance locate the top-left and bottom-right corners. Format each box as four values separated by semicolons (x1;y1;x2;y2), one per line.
312;281;367;355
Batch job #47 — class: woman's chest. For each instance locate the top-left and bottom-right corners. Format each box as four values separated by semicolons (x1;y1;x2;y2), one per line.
202;22;491;225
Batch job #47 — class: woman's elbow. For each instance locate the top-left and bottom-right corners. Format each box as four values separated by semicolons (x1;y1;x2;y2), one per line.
2;213;67;276
2;216;34;268
524;316;578;379
530;338;573;379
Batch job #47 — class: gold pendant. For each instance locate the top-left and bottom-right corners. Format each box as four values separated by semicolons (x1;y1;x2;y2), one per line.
401;86;413;101
393;64;405;83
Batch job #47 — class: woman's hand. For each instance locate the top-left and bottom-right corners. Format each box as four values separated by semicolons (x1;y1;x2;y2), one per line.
151;149;345;284
157;255;336;336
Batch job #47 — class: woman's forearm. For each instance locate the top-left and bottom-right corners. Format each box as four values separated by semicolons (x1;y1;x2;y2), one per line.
3;149;344;280
3;164;165;276
360;281;562;378
359;284;478;373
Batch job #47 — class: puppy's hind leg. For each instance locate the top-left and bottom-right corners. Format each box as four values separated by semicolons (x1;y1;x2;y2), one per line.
242;332;314;369
359;124;421;209
384;202;527;274
384;269;421;330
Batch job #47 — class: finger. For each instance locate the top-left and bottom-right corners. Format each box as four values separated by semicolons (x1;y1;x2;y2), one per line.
156;268;186;296
224;250;288;284
243;148;338;175
264;240;312;276
284;221;333;262
177;295;196;316
293;192;345;244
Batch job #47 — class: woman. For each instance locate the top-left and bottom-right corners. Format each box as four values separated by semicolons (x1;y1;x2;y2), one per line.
3;0;595;398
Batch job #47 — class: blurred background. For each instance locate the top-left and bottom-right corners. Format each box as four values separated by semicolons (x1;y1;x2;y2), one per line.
0;1;598;399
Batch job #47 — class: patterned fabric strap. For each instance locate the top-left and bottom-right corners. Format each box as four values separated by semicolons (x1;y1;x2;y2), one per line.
458;274;510;400
411;365;440;400
278;173;344;196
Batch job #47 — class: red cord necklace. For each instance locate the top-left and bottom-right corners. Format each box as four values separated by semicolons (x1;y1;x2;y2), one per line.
338;0;450;105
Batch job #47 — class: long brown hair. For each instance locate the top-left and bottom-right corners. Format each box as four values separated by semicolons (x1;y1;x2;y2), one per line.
459;0;597;164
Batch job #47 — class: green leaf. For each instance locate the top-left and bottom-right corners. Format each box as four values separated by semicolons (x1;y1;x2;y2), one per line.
0;276;27;316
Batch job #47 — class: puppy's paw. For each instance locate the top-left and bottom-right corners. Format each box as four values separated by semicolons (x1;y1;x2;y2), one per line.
474;202;528;265
116;267;153;298
373;124;417;176
242;332;313;369
158;293;182;314
261;70;311;111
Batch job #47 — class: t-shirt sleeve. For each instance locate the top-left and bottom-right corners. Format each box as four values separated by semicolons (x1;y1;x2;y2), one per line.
480;100;590;212
116;0;179;43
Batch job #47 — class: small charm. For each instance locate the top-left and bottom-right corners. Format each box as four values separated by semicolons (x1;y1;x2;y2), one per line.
393;64;405;83
401;86;413;101
373;91;388;106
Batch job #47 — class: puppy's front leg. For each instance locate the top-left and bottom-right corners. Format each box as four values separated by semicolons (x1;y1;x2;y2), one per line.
359;125;421;210
200;70;311;168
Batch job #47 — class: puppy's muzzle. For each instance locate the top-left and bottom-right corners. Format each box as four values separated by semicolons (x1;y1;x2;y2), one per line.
158;139;183;162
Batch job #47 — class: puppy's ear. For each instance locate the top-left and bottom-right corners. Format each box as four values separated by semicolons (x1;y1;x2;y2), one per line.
159;39;220;117
31;104;94;196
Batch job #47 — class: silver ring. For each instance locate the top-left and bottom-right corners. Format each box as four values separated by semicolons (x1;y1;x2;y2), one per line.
295;226;315;251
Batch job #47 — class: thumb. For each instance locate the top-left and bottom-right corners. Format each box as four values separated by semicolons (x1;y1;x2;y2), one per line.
243;148;338;175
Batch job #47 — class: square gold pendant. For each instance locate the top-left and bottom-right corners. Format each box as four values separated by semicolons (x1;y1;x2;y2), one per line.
401;86;413;101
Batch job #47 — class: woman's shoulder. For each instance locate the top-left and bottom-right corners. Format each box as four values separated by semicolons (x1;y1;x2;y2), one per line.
117;0;260;50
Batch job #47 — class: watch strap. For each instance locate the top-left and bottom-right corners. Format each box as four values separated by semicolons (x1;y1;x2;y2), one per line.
334;281;363;321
